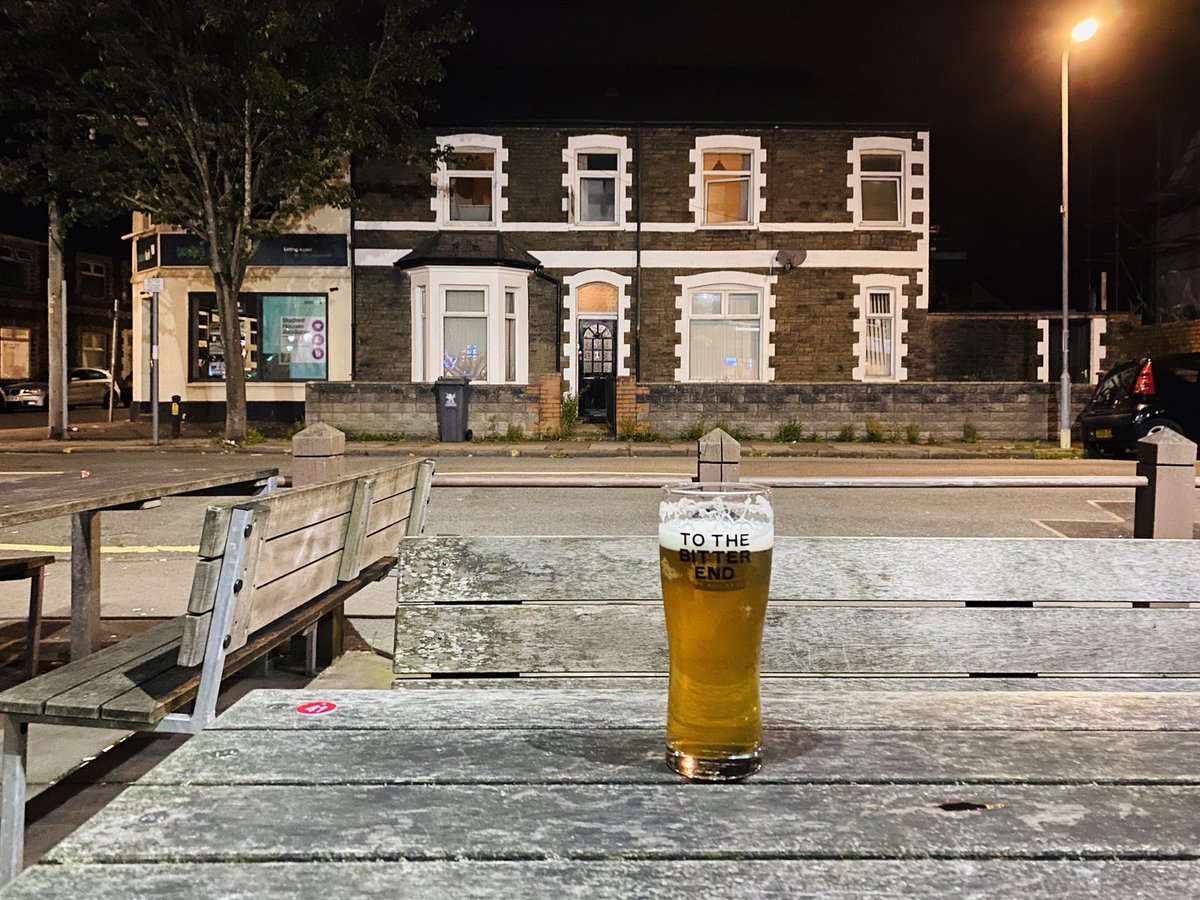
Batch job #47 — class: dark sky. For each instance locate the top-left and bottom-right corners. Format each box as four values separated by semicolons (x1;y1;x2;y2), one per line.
4;0;1197;310
441;0;1200;308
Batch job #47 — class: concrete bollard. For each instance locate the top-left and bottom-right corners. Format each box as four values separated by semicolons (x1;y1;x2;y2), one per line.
289;422;348;669
292;422;346;487
1134;428;1197;539
697;428;741;483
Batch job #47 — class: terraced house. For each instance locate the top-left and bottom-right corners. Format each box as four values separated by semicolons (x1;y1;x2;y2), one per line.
319;123;958;438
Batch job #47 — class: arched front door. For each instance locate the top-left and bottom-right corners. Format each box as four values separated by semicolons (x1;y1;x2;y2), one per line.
578;318;615;424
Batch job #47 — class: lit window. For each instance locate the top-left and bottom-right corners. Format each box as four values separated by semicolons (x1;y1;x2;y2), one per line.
0;326;32;378
443;289;488;379
80;331;108;368
189;293;328;383
686;287;762;381
703;152;751;224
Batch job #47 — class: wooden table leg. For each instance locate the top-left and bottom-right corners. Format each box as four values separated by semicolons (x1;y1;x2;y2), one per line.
24;568;43;680
70;510;101;659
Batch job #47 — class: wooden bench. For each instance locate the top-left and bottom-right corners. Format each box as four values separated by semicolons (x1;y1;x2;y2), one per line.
0;458;435;884
0;558;53;682
394;534;1200;688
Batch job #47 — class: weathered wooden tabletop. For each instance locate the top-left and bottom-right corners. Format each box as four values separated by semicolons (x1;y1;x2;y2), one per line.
0;466;279;528
6;686;1200;898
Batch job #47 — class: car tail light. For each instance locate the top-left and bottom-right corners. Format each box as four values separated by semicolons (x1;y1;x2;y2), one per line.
1133;361;1156;397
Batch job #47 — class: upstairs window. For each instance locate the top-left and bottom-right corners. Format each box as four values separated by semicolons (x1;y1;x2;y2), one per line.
576;152;618;223
691;136;763;228
563;135;629;228
703;152;752;225
0;246;34;292
446;151;495;223
79;259;109;300
434;134;506;227
860;153;903;224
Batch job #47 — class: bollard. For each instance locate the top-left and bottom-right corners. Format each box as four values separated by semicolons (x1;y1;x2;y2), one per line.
291;421;346;486
290;422;348;667
697;428;741;483
170;395;182;439
1134;428;1197;539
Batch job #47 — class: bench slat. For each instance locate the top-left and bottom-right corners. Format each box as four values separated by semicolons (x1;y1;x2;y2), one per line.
256;512;351;584
0;619;185;717
396;536;1200;605
394;605;1200;676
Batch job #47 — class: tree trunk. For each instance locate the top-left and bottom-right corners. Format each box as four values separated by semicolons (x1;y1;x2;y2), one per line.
213;279;247;443
46;198;67;440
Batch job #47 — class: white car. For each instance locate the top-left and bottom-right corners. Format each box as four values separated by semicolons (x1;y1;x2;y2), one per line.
6;368;123;410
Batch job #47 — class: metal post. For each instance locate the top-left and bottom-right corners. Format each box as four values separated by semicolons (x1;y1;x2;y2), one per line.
151;289;160;445
108;297;118;423
1059;46;1072;450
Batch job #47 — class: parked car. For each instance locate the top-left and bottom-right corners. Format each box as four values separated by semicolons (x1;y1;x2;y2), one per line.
1078;353;1200;457
5;367;123;411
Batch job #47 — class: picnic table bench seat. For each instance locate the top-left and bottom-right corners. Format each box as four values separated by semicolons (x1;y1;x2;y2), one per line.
0;557;53;682
393;534;1200;686
0;458;434;884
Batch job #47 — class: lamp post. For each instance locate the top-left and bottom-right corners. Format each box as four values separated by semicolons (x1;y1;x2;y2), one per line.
1059;16;1099;449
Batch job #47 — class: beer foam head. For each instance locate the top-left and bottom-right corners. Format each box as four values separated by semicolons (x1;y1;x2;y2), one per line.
659;484;773;552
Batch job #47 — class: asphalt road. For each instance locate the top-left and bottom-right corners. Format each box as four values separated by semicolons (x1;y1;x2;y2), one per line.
1;449;1185;626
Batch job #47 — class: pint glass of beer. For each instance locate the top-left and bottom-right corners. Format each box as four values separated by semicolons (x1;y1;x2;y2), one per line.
659;482;774;781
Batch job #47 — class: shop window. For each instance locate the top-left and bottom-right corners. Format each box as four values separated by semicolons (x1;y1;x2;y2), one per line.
189;293;327;382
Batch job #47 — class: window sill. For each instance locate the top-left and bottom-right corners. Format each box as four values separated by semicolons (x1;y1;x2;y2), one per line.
441;220;500;229
697;223;756;230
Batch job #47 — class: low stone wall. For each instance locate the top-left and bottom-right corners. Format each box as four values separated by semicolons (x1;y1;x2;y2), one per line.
640;382;1094;442
307;382;536;438
309;380;1094;442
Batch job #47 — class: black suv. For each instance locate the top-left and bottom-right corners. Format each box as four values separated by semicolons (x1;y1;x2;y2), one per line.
1079;353;1200;457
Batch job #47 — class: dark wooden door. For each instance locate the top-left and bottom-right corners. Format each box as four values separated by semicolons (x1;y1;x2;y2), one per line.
578;319;615;425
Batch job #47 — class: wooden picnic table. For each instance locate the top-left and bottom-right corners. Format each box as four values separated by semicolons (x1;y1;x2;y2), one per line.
6;685;1200;897
0;465;277;660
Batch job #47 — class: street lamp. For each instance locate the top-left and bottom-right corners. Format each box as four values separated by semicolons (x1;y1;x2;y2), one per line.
1059;16;1099;449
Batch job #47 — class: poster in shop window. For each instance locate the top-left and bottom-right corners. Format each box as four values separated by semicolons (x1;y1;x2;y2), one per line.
261;295;328;381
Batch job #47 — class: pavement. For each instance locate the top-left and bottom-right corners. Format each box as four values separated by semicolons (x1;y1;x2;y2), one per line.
0;416;1083;459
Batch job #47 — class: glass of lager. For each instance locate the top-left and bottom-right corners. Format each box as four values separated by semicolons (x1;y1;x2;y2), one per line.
659;482;774;781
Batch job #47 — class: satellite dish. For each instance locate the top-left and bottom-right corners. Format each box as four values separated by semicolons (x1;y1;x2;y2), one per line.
774;249;805;272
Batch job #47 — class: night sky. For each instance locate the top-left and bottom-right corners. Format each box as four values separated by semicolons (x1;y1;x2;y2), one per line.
442;0;1200;309
4;0;1197;311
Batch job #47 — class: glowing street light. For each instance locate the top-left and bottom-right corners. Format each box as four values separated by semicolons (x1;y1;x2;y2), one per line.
1059;16;1099;449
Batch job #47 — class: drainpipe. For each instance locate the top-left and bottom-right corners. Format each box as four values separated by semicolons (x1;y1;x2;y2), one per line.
534;268;563;375
634;126;642;381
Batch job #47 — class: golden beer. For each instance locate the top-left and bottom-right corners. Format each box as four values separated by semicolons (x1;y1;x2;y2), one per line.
659;483;774;781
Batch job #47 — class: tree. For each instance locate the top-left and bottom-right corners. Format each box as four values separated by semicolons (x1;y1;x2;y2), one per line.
7;0;467;442
0;3;123;438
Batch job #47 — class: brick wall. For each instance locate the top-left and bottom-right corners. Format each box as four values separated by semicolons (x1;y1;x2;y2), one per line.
1105;314;1200;362
926;314;1043;381
353;267;410;381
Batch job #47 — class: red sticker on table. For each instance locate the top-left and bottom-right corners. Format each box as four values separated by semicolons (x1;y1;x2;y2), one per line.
296;701;337;717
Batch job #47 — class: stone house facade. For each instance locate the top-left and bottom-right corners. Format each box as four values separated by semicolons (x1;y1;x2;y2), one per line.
346;125;935;435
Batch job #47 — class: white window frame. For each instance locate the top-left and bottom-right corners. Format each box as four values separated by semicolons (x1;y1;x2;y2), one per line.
689;135;766;229
848;136;912;228
562;270;632;397
852;274;909;382
562;135;631;229
431;134;508;228
408;265;530;384
673;271;776;382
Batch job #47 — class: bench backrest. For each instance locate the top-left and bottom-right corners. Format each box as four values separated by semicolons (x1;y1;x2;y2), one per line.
181;459;433;666
394;535;1200;679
